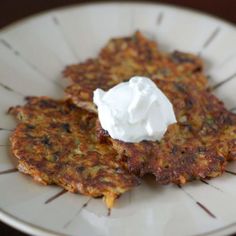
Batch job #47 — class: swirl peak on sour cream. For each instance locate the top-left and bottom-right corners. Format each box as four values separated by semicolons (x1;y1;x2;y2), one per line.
93;76;176;143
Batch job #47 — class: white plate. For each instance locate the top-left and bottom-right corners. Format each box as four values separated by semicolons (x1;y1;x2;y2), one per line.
0;2;236;236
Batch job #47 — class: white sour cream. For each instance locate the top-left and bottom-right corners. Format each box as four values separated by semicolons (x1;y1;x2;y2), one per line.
93;76;176;143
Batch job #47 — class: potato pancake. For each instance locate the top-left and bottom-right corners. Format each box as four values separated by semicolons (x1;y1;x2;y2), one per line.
64;31;207;112
9;97;140;208
97;80;236;184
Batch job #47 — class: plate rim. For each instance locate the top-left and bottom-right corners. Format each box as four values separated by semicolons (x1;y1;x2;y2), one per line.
0;1;235;33
0;207;66;236
0;2;236;236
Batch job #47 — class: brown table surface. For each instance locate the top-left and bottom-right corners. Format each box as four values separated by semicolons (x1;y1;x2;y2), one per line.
0;0;236;235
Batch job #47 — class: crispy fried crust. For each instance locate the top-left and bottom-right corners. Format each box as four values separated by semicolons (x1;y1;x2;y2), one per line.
9;97;140;208
97;80;236;184
64;31;207;112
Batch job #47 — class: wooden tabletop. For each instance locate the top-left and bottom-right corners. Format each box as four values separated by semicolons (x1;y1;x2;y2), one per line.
0;0;236;235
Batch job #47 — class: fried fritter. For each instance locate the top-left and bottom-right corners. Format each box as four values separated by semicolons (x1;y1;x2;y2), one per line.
9;97;140;208
64;31;207;112
63;31;236;185
97;80;236;184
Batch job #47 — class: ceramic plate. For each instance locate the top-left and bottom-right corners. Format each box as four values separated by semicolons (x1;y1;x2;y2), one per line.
0;2;236;236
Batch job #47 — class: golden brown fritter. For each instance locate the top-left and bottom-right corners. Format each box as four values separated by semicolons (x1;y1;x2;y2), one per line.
63;31;236;185
97;80;236;184
64;31;207;112
9;97;140;208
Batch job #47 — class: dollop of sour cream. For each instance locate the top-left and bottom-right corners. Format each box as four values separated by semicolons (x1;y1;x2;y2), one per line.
93;76;176;143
